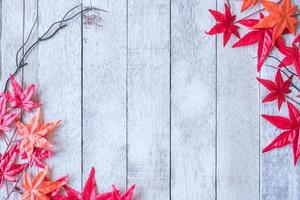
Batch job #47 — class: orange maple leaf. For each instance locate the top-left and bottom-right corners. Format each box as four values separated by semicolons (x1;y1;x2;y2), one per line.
17;109;61;159
253;0;298;42
241;0;259;12
21;167;66;200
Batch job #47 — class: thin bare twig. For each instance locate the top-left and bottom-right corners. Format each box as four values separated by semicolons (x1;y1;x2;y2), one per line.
286;95;300;106
3;5;107;92
264;64;300;92
268;55;298;76
235;8;265;23
2;5;106;199
5;163;29;200
235;0;282;23
16;15;38;68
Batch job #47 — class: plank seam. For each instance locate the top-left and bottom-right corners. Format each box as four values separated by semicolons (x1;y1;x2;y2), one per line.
80;1;84;190
126;0;129;190
215;0;218;199
169;0;172;199
0;0;2;79
21;0;25;88
258;69;261;200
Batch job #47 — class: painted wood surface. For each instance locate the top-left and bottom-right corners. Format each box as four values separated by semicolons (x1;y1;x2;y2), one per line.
171;0;216;199
38;0;82;190
82;0;127;192
216;1;260;200
0;0;299;199
0;0;23;199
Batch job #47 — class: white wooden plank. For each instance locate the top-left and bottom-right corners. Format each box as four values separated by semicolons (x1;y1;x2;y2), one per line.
127;0;170;199
0;2;24;111
24;0;38;92
259;56;296;200
171;0;216;199
216;1;260;200
0;0;23;91
261;0;300;197
0;0;23;198
14;0;39;199
37;0;82;189
82;0;127;191
23;0;39;121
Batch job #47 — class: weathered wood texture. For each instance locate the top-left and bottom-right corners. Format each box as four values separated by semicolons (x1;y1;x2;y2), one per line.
0;0;23;199
82;0;127;191
0;0;299;199
216;1;260;200
260;0;300;199
38;0;82;189
127;0;170;199
171;0;216;199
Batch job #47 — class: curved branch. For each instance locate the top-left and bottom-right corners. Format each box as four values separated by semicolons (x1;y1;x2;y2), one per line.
3;5;107;93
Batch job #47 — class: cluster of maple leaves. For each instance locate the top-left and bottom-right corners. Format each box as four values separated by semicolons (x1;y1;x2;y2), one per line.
0;75;135;199
207;0;300;165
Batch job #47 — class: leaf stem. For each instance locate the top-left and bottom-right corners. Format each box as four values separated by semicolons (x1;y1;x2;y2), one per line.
235;8;265;23
5;163;29;200
286;95;300;106
234;0;282;24
264;64;300;92
268;55;298;76
4;128;18;153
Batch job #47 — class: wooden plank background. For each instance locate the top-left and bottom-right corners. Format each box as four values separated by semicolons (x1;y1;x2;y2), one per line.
0;0;299;199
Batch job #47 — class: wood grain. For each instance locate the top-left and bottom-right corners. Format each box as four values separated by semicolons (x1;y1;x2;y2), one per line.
0;0;23;198
37;0;82;189
0;0;23;92
1;0;300;199
260;0;300;197
171;0;216;199
216;1;260;200
259;55;297;200
127;0;170;199
82;0;127;191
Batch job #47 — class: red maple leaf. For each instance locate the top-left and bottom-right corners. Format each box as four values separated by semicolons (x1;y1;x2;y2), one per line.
257;70;292;110
233;14;284;71
277;43;300;77
0;143;26;188
262;102;300;165
21;148;53;168
108;185;135;200
206;3;240;46
0;96;19;131
294;34;300;44
52;167;135;200
9;75;40;112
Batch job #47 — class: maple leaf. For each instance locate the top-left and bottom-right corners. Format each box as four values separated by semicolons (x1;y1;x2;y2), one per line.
17;109;61;159
262;102;300;165
206;3;240;46
0;96;19;131
277;43;300;76
0;143;26;188
241;0;259;12
253;0;298;42
108;185;135;200
294;34;300;44
21;148;53;169
257;70;292;110
233;14;277;71
9;75;40;112
233;13;288;71
54;167;135;200
21;167;67;200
